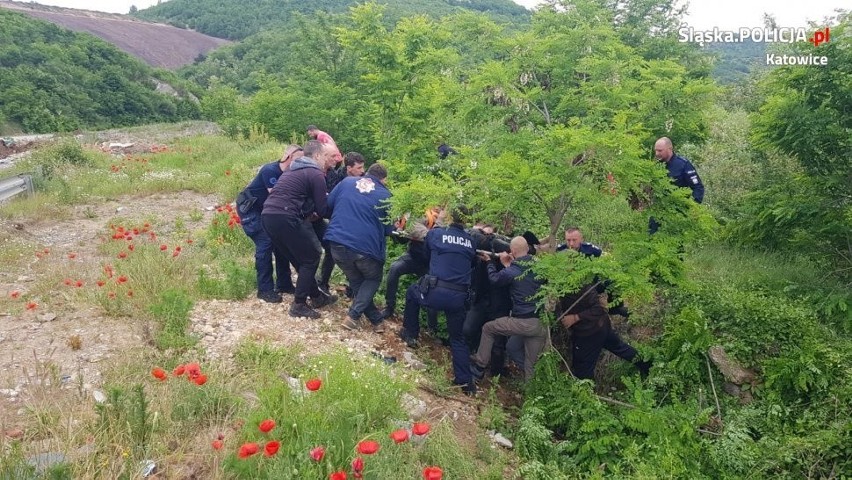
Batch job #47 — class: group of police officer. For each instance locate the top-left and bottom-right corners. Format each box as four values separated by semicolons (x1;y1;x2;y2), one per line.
237;130;704;396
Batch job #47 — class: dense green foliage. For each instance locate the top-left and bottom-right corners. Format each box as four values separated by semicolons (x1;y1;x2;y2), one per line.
133;0;529;40
0;10;200;134
2;0;850;476
181;2;852;477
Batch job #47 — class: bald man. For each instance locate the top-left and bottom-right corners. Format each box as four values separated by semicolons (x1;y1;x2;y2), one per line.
654;137;704;204
470;236;548;382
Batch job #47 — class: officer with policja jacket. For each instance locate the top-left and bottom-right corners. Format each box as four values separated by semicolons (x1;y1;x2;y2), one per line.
399;206;478;395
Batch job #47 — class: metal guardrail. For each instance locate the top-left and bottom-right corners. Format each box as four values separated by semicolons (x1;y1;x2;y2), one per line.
0;174;34;202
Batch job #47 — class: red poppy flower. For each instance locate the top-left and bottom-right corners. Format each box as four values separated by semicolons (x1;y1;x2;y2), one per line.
107;291;116;299
329;472;347;480
259;419;276;433
351;456;364;473
125;235;133;241
96;280;106;287
306;378;322;391
75;280;84;288
193;374;208;386
68;253;77;259
128;244;135;251
390;429;409;444
151;367;167;381
10;291;20;299
143;223;151;229
117;252;127;259
126;290;134;297
63;278;73;286
264;440;280;457
412;422;430;436
310;446;325;462
132;228;140;235
26;302;37;310
186;239;193;244
117;276;128;284
175;246;182;252
43;248;50;254
172;250;180;258
238;442;259;459
211;439;223;450
173;364;185;376
185;362;201;377
356;440;379;455
159;244;168;251
149;232;157;240
423;466;443;480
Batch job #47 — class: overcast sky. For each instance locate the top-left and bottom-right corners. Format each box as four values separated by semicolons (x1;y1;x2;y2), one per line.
19;0;848;30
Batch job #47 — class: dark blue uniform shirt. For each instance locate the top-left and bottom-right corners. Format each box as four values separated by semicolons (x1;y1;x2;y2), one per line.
245;161;283;210
556;242;602;257
666;154;704;203
324;175;393;261
487;255;542;318
426;224;475;286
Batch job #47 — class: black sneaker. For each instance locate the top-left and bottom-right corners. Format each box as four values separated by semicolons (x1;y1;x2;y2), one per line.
469;362;485;381
398;329;419;348
636;360;652;379
317;283;331;296
275;286;295;295
310;291;338;309
380;306;395;320
289;302;320;319
344;285;354;299
257;290;282;304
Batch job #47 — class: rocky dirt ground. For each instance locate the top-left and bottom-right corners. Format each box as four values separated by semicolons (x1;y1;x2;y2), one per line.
0;191;489;455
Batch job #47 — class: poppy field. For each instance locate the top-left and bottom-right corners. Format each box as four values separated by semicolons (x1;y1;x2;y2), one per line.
0;128;514;479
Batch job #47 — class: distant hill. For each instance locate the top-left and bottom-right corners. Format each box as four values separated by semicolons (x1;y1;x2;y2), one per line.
705;41;768;85
0;0;230;69
0;9;201;133
133;0;530;40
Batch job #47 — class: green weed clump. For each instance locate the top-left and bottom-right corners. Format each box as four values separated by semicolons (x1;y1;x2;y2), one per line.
148;289;196;351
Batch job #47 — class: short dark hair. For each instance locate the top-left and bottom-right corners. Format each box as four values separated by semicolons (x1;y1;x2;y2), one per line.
306;125;318;132
303;140;324;158
366;162;387;180
344;152;365;168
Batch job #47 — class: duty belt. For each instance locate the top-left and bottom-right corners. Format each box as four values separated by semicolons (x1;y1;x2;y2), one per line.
434;278;469;293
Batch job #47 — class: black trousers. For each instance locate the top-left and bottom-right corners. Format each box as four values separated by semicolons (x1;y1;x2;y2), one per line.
262;214;322;304
572;321;638;380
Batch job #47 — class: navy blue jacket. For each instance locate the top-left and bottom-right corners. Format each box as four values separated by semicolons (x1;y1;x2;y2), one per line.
324;175;393;261
487;255;542;318
556;242;602;257
244;161;283;211
666;154;704;203
426;224;475;286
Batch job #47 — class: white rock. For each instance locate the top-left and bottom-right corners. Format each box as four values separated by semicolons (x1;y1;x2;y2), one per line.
402;352;426;370
92;390;106;404
488;430;514;449
401;393;428;420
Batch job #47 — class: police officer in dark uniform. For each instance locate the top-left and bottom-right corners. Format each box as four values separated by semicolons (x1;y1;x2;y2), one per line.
557;227;629;318
463;223;512;374
649;137;704;234
399;206;477;395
